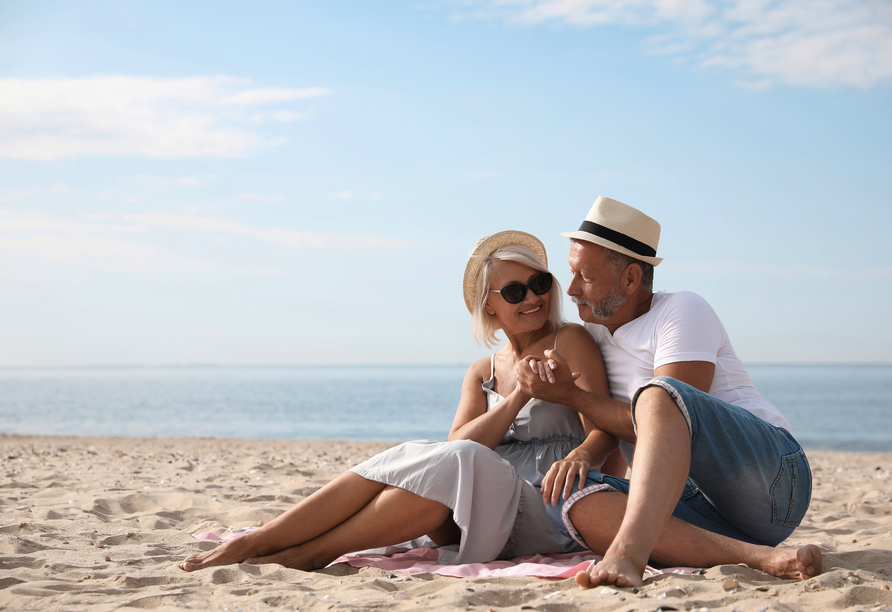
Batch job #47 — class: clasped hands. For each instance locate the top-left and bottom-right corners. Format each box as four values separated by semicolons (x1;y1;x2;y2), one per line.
515;348;579;405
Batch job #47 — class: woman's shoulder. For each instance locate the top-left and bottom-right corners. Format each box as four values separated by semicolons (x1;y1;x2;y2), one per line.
556;322;595;344
464;354;493;384
555;323;601;355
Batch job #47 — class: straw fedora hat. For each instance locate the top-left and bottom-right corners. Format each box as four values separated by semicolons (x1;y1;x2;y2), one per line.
462;230;548;313
562;196;663;266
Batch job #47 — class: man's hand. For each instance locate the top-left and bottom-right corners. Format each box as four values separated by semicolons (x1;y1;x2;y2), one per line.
516;349;580;405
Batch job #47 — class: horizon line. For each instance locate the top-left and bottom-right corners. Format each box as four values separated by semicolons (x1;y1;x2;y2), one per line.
0;362;890;369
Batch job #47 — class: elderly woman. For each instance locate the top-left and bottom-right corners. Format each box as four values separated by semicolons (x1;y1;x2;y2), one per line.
181;230;617;571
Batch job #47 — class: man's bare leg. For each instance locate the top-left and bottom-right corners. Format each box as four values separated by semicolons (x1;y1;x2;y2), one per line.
569;491;822;588
588;385;692;587
243;485;457;570
180;472;387;571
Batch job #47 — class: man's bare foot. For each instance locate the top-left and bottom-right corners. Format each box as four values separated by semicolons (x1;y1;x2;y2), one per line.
796;544;823;578
585;555;646;588
762;544;822;580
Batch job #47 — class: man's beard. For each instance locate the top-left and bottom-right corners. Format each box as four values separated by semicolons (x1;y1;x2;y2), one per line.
573;289;627;320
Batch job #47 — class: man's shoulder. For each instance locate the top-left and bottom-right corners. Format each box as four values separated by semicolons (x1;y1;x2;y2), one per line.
654;289;708;305
652;290;715;315
651;291;725;339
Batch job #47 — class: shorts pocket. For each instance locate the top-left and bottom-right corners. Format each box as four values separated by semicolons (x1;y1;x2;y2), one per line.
770;448;812;528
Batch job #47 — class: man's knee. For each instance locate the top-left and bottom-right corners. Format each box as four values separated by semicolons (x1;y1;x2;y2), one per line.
634;384;685;420
631;378;694;438
635;384;673;408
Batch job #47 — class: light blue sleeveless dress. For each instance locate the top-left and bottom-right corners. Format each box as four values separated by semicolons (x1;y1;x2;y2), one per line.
350;342;587;564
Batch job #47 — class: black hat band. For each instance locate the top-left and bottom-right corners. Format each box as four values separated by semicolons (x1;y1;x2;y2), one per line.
578;220;657;258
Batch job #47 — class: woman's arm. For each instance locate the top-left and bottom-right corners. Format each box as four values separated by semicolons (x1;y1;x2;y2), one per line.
541;426;618;505
536;324;620;504
447;357;529;449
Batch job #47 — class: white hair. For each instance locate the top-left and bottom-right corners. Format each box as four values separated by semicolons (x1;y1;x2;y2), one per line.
471;244;563;348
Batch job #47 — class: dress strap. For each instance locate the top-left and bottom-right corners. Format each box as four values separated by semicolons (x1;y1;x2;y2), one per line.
490;354;495;379
553;325;563;350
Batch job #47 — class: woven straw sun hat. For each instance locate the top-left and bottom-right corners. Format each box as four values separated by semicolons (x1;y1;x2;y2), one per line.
562;196;663;266
462;230;548;313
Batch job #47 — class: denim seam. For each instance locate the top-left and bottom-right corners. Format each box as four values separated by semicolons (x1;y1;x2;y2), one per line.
631;378;694;438
560;483;617;549
770;448;807;528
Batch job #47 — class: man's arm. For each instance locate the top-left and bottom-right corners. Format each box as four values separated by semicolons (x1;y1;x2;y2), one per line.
653;360;715;393
518;353;717;443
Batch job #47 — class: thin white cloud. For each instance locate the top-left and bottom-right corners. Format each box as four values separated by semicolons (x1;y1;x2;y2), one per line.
0;209;142;235
267;111;310;122
327;191;354;201
0;209;414;274
0;234;162;269
216;86;331;106
0;76;332;160
449;0;892;88
239;192;284;202
123;211;409;249
130;173;216;186
0;185;75;202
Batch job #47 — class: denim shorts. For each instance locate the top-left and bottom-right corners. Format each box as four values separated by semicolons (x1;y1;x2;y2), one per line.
546;376;812;548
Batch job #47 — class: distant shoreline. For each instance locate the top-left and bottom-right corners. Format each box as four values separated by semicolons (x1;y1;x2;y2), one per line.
1;433;889;454
1;362;891;370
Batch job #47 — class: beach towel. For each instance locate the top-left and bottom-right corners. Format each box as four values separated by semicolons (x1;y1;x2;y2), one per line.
192;531;697;579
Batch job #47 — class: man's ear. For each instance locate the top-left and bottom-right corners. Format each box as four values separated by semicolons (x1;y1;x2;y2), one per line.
620;263;643;295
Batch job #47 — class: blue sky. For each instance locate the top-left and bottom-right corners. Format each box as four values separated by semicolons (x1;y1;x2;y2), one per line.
1;0;890;367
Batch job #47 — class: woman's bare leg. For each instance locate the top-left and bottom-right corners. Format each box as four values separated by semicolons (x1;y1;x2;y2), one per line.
569;491;822;588
244;485;458;570
181;472;388;571
599;447;629;478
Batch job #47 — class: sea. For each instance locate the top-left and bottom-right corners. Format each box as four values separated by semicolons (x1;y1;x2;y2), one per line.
0;364;890;452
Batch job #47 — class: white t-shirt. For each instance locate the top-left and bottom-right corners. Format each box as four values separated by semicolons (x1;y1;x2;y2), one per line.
585;291;793;436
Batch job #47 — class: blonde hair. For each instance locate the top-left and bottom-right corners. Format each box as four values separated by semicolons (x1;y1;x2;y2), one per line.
470;244;564;347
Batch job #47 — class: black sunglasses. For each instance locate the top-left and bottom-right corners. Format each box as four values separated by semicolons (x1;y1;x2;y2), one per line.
488;272;553;304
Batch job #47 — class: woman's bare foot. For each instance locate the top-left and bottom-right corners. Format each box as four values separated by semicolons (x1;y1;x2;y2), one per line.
761;544;822;580
243;543;331;571
180;532;280;572
180;538;254;572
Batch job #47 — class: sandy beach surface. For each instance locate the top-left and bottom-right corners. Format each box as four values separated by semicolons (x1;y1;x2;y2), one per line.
1;435;890;612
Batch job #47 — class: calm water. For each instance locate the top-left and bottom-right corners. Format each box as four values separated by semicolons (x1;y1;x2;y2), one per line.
0;364;889;452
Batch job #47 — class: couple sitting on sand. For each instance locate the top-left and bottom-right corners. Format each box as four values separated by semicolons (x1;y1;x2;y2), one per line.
181;196;822;587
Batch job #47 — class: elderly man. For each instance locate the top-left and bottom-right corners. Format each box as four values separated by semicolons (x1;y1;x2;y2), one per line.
518;196;818;587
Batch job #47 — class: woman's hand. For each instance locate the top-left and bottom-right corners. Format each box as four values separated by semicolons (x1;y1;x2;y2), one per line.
517;349;581;406
541;453;592;507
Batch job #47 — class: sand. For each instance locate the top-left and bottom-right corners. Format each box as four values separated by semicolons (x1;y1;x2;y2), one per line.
1;435;890;612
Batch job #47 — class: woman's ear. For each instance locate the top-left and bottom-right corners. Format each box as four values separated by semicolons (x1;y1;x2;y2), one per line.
483;299;496;315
